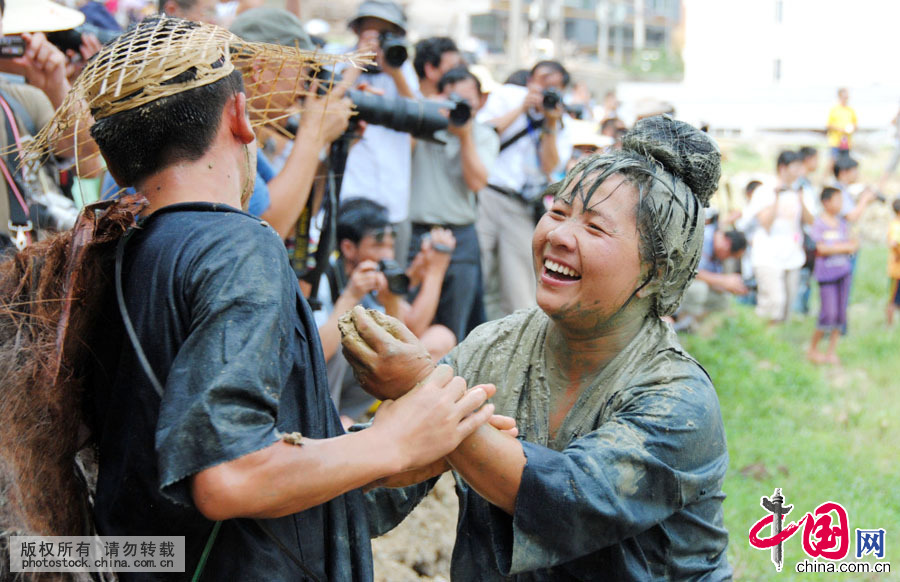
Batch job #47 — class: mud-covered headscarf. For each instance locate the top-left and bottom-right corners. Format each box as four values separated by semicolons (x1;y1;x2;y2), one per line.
551;115;721;317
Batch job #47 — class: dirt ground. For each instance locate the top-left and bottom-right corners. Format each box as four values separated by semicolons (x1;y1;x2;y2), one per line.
372;474;458;582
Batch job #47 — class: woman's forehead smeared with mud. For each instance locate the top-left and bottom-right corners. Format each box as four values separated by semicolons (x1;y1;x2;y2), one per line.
552;152;655;213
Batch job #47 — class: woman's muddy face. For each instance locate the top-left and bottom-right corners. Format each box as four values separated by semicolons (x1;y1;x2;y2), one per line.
532;173;646;331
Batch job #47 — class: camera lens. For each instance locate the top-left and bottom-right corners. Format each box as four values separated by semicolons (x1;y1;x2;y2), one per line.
542;87;562;110
379;32;408;68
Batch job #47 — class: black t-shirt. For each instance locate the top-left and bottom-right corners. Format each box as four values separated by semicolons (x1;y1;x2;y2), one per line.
88;203;372;581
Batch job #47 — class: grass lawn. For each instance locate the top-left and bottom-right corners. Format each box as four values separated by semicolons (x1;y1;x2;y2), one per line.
680;245;900;580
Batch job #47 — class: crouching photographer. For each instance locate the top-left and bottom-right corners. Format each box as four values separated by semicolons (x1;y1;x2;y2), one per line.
313;198;456;426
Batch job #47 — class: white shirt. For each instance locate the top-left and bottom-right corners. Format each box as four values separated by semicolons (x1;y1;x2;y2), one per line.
339;62;420;222
476;83;573;198
738;185;806;270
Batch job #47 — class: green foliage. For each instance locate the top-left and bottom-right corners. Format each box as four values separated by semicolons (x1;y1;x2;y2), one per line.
681;246;900;581
625;49;683;80
721;144;768;177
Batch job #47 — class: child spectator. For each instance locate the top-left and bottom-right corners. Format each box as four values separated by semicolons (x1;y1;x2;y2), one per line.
888;198;900;325
808;187;858;364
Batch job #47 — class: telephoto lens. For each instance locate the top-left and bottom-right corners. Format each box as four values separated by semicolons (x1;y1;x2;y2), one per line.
311;70;471;141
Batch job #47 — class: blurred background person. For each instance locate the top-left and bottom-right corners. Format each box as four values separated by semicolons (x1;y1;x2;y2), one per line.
888;197;900;326
808;186;858;364
158;0;219;24
675;226;748;332
408;66;498;342
0;0;102;250
738;151;812;324
476;60;572;320
339;0;419;266
413;36;461;98
825;87;856;176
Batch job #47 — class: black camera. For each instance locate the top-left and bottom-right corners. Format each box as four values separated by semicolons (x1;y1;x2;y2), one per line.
310;71;471;142
46;24;120;54
0;36;25;59
379;32;408;69
542;87;562;111
377;259;409;295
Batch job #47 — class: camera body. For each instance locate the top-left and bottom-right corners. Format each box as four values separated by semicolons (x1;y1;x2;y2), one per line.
46;24;120;54
377;259;409;295
379;32;408;69
542;87;563;111
0;36;25;59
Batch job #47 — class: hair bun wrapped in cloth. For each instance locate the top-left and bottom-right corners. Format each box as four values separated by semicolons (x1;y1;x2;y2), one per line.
622;115;721;207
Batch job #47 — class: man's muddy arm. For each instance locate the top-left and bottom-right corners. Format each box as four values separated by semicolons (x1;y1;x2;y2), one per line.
191;366;493;520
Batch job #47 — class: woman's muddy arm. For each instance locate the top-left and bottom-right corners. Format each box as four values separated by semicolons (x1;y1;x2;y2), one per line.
446;424;526;515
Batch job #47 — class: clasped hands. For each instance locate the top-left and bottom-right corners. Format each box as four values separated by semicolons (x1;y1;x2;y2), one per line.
339;306;517;488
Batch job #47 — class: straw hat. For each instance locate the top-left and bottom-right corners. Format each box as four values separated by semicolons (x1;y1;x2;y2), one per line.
2;0;86;35
568;119;614;149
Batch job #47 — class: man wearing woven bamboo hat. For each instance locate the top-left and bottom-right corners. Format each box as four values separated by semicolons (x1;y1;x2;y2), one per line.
54;15;496;581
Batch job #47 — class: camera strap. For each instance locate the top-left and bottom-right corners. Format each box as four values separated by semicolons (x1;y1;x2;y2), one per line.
0;91;34;249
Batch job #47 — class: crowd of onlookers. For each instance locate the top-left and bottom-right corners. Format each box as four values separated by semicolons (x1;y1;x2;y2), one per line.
3;0;899;424
671;89;900;368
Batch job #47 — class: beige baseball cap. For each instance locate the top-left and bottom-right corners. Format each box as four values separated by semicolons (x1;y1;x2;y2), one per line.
2;0;86;35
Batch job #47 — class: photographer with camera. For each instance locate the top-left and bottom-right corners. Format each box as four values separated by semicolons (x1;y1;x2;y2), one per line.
339;0;419;265
408;66;498;341
314;198;457;423
0;0;102;251
476;60;573;319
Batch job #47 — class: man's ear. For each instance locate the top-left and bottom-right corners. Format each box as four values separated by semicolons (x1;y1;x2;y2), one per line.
339;239;356;260
424;62;438;83
230;92;255;145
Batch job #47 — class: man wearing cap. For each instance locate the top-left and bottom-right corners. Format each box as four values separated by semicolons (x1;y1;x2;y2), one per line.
0;0;99;250
339;0;419;265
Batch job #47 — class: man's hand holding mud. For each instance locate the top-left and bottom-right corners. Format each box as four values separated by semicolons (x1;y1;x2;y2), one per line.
340;305;435;400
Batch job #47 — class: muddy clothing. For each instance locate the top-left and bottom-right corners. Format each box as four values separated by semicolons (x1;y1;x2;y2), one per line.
89;203;372;581
369;307;731;581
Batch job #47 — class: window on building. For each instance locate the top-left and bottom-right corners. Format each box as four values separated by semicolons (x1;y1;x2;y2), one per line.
775;0;783;23
774;58;782;82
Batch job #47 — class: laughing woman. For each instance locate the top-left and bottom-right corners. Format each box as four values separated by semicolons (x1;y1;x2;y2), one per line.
345;115;731;581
